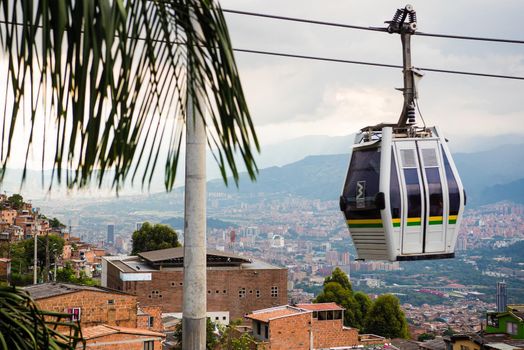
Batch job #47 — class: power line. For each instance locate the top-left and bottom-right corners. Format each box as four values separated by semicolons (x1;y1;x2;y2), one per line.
233;48;524;81
0;19;523;81
222;8;524;45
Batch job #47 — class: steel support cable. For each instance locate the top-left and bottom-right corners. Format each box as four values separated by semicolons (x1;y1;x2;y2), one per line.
233;48;524;81
222;8;524;45
0;20;522;80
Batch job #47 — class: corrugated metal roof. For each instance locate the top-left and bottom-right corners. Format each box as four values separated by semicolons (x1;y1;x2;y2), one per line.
23;283;129;300
138;247;251;265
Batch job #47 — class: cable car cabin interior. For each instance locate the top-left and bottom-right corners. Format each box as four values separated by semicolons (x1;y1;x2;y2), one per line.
339;5;466;262
339;126;465;261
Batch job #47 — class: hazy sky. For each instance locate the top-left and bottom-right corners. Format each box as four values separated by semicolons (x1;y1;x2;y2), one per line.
3;0;524;172
221;0;524;149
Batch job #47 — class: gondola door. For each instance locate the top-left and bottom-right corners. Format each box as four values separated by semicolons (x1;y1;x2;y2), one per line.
417;141;446;253
394;141;424;254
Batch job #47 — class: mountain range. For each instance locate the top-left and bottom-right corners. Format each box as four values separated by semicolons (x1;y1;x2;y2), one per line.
207;143;524;206
2;135;524;206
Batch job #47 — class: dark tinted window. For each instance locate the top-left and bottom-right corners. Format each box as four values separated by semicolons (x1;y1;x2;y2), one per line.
442;149;460;216
342;148;381;219
404;168;421;219
425;168;443;218
390;152;401;220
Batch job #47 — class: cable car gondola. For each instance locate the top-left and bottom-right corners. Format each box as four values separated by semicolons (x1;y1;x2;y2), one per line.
339;5;465;261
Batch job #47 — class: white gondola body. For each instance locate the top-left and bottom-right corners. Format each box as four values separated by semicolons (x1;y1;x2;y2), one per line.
340;126;465;261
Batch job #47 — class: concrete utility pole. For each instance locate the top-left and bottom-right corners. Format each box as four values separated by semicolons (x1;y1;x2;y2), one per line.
182;13;207;347
33;232;37;284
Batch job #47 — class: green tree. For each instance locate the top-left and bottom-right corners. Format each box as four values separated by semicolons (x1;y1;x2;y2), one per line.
324;267;353;292
56;262;99;286
443;327;455;336
418;333;436;341
7;194;24;210
315;268;368;330
173;318;220;350
131;222;181;255
219;319;255;350
364;294;409;339
354;291;372;321
49;218;66;229
22;236;65;273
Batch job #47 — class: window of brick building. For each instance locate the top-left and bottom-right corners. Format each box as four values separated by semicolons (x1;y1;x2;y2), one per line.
256;290;260;298
238;288;246;298
144;340;154;350
257;322;261;335
223;290;227;294
171;282;176;287
270;286;278;297
147;316;154;328
264;325;269;339
107;299;115;305
67;307;81;321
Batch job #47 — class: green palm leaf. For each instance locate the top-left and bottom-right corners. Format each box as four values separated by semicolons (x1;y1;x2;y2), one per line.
0;0;258;190
0;286;84;349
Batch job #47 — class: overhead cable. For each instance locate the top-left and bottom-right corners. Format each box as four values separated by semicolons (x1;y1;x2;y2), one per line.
0;19;522;80
222;8;524;45
233;48;524;81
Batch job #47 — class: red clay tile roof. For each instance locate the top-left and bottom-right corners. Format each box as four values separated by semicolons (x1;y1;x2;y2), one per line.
296;303;345;311
81;325;165;340
245;307;308;322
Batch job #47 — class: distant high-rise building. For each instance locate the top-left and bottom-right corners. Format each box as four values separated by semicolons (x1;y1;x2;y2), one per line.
341;252;351;265
107;224;115;245
456;236;467;251
496;281;507;312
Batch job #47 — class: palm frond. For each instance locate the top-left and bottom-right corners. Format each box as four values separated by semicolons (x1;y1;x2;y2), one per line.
0;0;258;191
0;286;84;349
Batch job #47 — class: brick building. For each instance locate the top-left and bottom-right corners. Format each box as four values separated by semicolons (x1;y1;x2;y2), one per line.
102;247;287;322
245;303;387;350
24;283;165;347
24;283;139;329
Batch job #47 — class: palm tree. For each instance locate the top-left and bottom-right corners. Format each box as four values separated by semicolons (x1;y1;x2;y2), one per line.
0;285;84;349
0;0;258;347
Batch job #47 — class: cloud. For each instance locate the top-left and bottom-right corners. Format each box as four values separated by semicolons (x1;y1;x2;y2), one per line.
223;0;524;147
